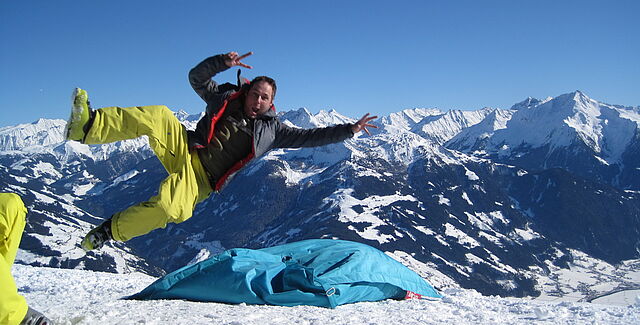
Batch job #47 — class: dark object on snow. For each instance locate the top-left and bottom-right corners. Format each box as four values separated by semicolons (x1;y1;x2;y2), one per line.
20;307;51;325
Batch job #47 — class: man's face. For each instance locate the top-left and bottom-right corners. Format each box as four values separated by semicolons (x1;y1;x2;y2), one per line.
244;81;274;119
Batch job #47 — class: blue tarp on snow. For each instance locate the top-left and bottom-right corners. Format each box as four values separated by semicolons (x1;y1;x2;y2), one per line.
128;239;440;308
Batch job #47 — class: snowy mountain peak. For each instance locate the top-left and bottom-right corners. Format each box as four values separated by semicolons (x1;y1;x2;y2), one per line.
454;91;639;165
510;97;545;110
572;90;588;100
553;90;597;112
0;118;66;151
446;108;515;151
174;109;201;123
174;111;202;131
279;107;354;128
411;108;496;145
380;108;442;131
278;108;315;128
507;91;601;139
315;109;354;126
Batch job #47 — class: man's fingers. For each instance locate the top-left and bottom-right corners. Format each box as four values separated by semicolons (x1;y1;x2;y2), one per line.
364;124;376;135
359;115;378;124
353;113;378;136
225;51;253;68
237;51;253;61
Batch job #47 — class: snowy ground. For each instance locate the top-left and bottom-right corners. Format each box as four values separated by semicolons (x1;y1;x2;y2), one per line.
13;264;640;325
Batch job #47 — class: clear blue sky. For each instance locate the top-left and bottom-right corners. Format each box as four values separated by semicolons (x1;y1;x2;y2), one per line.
1;0;639;127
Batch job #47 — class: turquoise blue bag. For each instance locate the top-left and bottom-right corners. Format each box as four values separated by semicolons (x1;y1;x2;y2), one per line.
129;239;440;308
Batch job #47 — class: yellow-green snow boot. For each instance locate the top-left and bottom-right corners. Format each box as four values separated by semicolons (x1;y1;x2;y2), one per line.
65;87;92;141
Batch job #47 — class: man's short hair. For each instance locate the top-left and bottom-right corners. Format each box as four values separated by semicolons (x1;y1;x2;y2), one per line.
249;76;277;98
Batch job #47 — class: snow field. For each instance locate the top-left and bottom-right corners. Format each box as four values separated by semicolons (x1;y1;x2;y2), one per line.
13;264;640;325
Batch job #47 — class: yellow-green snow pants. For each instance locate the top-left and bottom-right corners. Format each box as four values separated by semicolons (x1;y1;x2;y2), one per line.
0;193;28;325
84;105;212;242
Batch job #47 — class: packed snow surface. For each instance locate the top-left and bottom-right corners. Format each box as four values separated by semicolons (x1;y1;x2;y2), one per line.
13;264;640;325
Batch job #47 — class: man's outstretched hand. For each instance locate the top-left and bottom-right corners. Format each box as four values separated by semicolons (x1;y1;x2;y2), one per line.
352;113;378;136
224;51;253;69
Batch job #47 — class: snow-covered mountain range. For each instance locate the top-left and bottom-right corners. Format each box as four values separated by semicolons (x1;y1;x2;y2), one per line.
1;91;639;302
448;91;640;188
